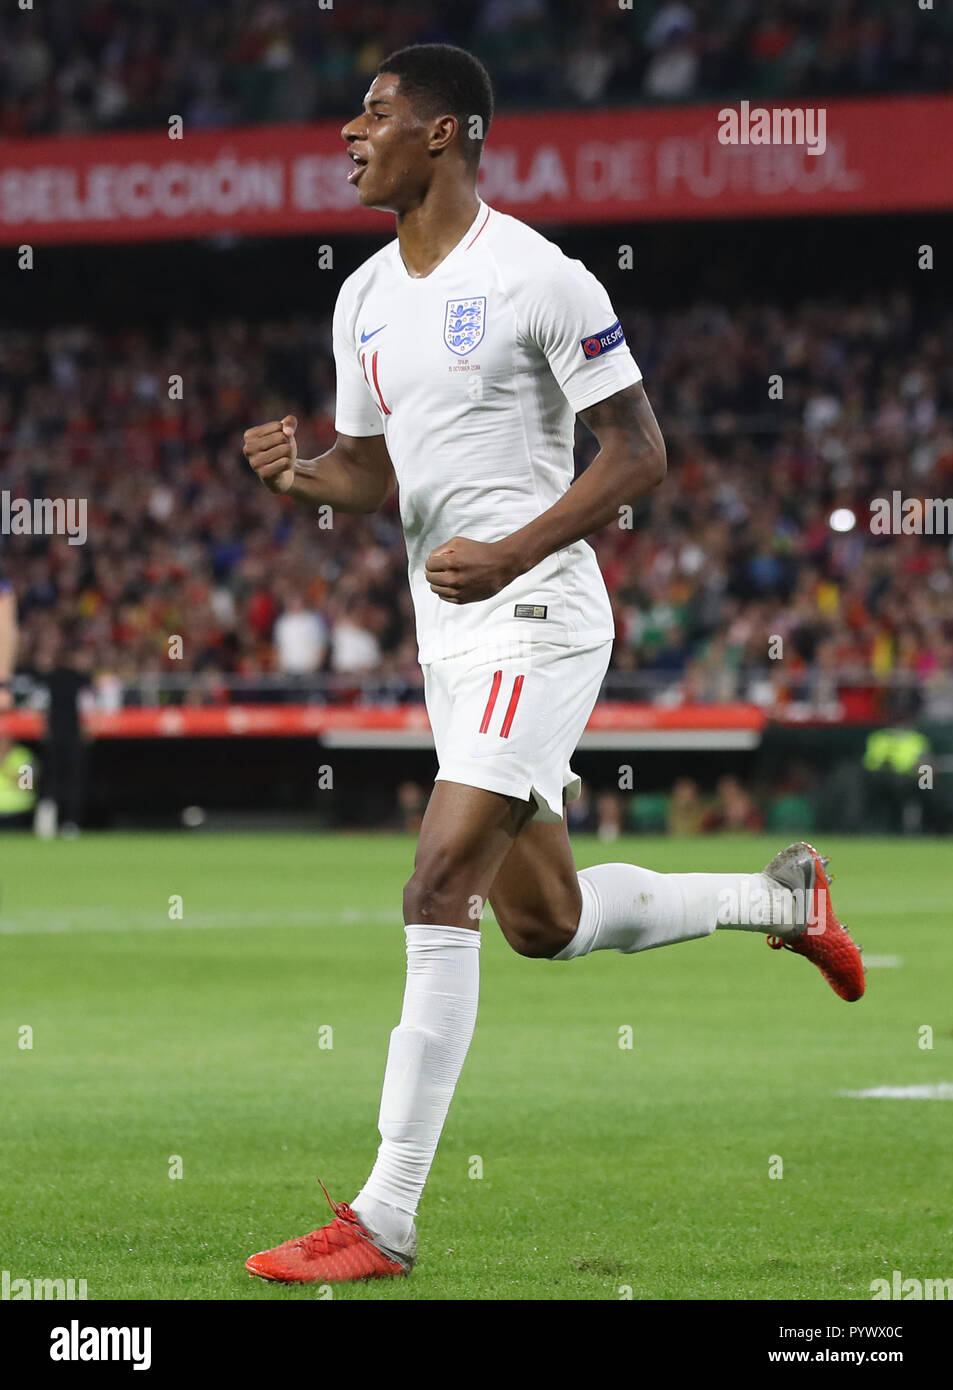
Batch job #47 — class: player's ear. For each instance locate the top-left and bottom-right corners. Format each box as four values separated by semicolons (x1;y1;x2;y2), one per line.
428;114;458;156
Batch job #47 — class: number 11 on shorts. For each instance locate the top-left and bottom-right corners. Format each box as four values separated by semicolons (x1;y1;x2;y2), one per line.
479;670;525;739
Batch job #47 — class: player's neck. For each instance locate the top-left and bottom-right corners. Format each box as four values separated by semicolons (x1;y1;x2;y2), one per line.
395;183;481;280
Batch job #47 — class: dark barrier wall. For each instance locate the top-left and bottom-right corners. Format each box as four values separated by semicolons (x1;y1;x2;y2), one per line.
10;729;951;834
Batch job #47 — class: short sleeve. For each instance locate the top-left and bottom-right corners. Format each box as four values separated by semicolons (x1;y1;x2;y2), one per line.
523;254;642;414
332;287;385;438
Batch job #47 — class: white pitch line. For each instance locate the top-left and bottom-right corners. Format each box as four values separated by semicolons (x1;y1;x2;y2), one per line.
0;907;400;936
840;1084;953;1101
861;955;903;968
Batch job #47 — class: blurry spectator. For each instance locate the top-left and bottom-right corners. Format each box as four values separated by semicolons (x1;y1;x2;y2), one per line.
330;601;382;675
565;23;615;105
666;776;705;835
702;775;764;833
643;31;698;100
395;779;427;833
566;780;595;832
0;574;15;712
596;790;623;841
0;735;37;828
31;631;92;837
273;595;327;674
644;2;695;51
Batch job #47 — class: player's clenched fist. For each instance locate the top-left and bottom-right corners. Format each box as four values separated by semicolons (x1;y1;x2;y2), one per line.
425;536;523;604
243;415;298;493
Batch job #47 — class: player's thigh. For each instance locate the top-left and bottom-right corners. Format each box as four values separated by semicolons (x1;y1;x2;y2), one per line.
405;778;536;928
488;816;582;957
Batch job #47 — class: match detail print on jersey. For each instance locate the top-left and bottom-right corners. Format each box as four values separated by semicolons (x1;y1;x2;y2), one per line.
478;670;525;739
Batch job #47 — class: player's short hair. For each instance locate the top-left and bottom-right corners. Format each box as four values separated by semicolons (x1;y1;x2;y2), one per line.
377;44;494;169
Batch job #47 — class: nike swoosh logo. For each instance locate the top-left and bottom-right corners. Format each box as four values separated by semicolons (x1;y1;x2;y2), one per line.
471;739;509;758
360;325;386;342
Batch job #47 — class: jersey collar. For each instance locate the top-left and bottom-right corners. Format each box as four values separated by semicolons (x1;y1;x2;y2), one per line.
394;201;490;283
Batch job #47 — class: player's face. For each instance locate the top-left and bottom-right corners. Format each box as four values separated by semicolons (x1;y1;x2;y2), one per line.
341;74;435;213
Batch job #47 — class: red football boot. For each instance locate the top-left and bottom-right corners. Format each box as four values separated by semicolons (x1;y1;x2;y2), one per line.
764;842;866;1002
246;1182;415;1284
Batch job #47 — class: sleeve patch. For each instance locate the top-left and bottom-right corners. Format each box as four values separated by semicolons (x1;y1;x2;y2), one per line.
580;319;625;359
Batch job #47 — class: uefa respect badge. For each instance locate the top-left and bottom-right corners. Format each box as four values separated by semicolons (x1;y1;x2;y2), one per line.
580;319;625;359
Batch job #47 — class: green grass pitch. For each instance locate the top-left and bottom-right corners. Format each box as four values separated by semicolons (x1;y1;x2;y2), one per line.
1;832;950;1301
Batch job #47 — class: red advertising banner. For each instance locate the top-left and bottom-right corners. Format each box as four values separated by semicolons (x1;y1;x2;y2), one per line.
1;95;950;244
0;701;766;741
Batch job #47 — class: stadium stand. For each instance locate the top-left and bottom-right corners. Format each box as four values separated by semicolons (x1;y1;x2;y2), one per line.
1;0;951;137
3;293;952;717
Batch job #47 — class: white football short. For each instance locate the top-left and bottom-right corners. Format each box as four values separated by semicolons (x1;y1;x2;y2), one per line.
422;637;613;822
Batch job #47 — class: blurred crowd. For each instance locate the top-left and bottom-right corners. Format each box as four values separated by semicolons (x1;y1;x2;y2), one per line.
2;290;952;716
1;0;951;137
394;772;769;835
568;773;770;837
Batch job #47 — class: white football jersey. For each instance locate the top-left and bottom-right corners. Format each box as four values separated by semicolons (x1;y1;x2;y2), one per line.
332;200;642;663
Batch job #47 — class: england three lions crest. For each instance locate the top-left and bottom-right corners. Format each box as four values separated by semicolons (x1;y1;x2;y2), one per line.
444;297;486;355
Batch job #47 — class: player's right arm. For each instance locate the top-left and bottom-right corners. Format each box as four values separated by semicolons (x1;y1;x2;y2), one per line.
243;415;396;514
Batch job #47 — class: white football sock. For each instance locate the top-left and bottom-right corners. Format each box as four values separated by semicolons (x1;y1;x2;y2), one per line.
351;924;480;1253
551;864;797;960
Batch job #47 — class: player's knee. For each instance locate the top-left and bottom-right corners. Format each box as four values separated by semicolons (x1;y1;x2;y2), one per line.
402;854;469;925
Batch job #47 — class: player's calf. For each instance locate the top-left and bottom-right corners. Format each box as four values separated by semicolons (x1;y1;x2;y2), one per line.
491;900;578;958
